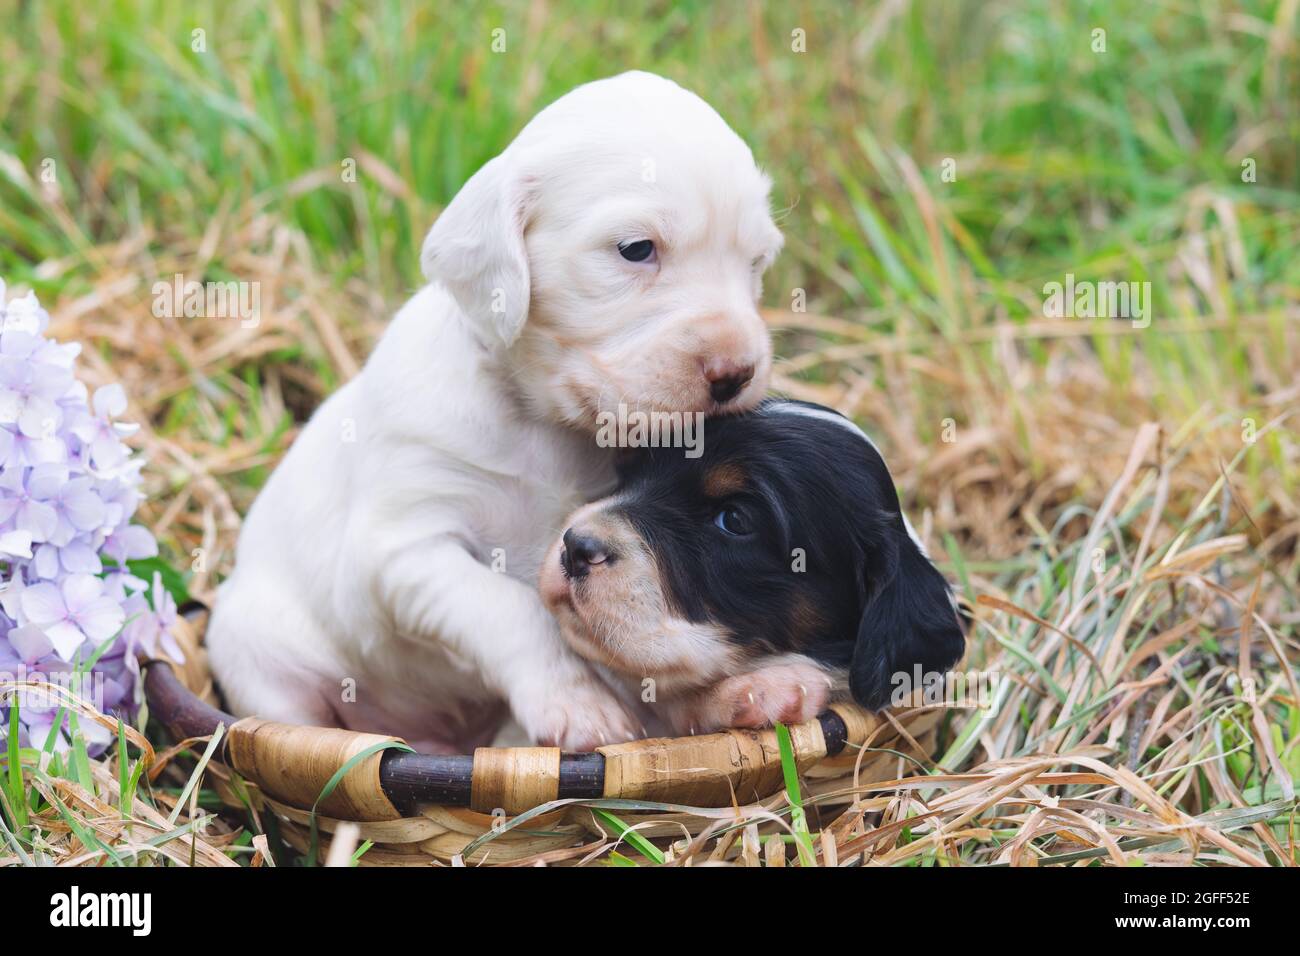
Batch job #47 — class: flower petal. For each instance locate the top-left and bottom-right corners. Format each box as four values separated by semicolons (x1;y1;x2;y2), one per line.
74;596;125;644
90;433;128;471
45;620;88;661
17;396;60;439
21;435;66;466
0;331;37;359
32;542;60;578
26;463;68;499
6;623;54;665
60;573;104;612
0;573;27;621
63;487;106;531
16;498;57;541
119;524;158;560
60;540;103;574
0;529;33;560
20;581;67;626
93;383;128;419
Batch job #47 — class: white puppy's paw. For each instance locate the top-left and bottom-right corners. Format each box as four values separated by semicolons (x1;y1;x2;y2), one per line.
513;675;641;752
674;660;833;734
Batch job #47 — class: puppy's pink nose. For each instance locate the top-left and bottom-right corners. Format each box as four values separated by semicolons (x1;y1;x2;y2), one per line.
703;360;754;405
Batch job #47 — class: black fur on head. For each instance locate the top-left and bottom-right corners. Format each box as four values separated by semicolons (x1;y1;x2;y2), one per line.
607;399;965;709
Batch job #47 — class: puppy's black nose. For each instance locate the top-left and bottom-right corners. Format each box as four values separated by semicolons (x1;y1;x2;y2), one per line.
707;365;754;404
561;528;611;579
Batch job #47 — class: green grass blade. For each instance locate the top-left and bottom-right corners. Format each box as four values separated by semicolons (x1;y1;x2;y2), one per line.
66;713;95;794
116;719;130;815
591;808;664;865
166;722;225;827
306;739;413;866
4;702;29;832
775;721;817;866
350;839;373;866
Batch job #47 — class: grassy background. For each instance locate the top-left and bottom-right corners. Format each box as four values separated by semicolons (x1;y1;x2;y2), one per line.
1;0;1297;865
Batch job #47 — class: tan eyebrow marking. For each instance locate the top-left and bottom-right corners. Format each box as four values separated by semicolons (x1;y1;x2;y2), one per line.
702;461;748;498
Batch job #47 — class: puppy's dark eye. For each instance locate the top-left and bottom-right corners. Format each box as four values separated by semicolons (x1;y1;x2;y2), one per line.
618;239;655;263
713;506;753;537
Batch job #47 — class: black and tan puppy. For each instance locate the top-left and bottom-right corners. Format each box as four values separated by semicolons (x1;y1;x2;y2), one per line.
539;399;965;735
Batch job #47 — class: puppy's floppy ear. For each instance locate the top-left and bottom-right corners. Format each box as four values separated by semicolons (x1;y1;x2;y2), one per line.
849;523;965;711
420;153;531;347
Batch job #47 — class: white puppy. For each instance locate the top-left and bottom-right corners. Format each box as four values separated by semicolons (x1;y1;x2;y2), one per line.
207;71;784;752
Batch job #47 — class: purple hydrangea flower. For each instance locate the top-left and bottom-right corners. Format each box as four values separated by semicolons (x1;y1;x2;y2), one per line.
0;279;179;754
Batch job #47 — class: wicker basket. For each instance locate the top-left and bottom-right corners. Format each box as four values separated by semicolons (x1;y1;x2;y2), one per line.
144;607;942;865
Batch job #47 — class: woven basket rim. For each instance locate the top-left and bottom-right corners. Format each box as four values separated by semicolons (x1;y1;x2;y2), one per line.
145;604;943;822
